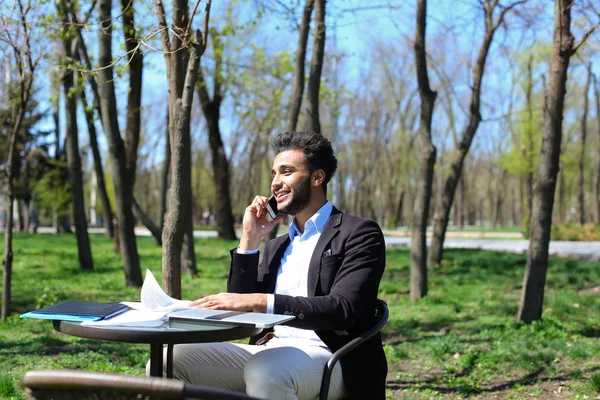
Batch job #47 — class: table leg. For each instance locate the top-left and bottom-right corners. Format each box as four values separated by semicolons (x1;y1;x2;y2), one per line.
149;343;164;377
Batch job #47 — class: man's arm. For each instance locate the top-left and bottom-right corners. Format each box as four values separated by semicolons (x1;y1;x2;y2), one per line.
272;219;385;331
190;195;281;312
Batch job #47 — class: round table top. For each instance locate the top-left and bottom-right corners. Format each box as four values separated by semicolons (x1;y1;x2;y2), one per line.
53;320;263;345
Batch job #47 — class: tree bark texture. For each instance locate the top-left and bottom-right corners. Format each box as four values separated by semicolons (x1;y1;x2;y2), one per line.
159;108;170;227
196;30;236;242
157;0;211;296
2;106;22;321
305;0;326;133
517;0;574;323
133;197;163;246
594;75;600;223
286;0;314;132
577;65;592;225
78;67;114;239
427;0;523;267
97;0;142;286
61;25;94;270
2;1;36;319
410;0;437;302
525;59;534;223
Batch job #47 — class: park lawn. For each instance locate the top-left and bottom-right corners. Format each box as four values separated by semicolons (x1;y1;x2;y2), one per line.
0;234;599;399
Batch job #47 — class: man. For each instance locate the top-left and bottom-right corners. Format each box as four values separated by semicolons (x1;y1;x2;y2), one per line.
170;131;387;399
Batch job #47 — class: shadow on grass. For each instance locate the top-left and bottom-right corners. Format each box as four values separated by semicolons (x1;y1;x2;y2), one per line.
389;364;600;397
0;335;143;358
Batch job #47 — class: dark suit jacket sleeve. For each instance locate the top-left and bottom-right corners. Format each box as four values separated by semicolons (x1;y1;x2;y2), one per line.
228;219;385;332
274;219;385;331
227;248;265;294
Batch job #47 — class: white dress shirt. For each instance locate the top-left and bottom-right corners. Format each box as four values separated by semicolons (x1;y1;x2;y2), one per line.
241;201;332;347
269;201;332;347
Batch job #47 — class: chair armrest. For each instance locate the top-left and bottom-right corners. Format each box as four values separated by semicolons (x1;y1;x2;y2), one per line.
319;299;389;400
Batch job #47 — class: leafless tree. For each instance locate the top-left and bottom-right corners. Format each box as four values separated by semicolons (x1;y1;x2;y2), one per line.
97;0;144;286
57;0;93;271
410;0;437;302
517;0;597;323
66;2;115;240
594;74;600;223
156;0;212;297
577;63;592;225
303;0;325;133
428;0;527;267
196;28;236;241
1;0;40;321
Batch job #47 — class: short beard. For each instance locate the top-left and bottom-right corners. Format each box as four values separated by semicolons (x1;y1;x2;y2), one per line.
279;175;312;216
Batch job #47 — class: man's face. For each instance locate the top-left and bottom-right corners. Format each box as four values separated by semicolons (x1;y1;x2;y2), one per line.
271;150;313;215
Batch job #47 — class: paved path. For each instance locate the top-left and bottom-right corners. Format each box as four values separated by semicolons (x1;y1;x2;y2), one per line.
383;236;600;261
37;227;600;261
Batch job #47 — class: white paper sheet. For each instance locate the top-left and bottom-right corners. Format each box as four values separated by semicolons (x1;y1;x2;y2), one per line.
82;269;191;326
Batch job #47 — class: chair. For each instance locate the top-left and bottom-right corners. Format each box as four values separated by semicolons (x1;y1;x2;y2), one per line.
19;369;262;400
318;298;389;400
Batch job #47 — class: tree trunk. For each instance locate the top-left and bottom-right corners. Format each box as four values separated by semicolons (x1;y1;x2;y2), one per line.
133;197;162;246
304;0;326;133
181;217;197;276
196;30;236;241
205;105;237;240
157;0;210;296
159;108;170;227
577;65;592;225
594;74;600;223
2;108;21;321
23;200;31;233
525;59;534;223
97;0;142;286
410;0;437;302
457;176;465;230
61;19;93;270
557;164;565;223
395;190;405;227
79;70;114;239
2;9;36;318
16;201;24;232
517;0;574;323
286;0;314;133
428;0;519;267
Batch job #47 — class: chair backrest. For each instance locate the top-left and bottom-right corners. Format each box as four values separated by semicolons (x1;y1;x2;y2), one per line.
20;370;262;400
319;298;389;400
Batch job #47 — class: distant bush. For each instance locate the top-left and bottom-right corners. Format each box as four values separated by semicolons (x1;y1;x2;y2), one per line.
551;223;600;241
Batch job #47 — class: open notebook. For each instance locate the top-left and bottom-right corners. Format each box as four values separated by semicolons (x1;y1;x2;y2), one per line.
168;308;295;329
21;301;129;322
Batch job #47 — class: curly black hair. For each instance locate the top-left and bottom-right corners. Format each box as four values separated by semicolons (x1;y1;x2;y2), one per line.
271;131;338;195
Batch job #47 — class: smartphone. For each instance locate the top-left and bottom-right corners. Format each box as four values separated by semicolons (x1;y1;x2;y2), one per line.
266;195;280;219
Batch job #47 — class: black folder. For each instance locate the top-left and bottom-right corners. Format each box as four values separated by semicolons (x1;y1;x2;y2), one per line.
21;301;130;322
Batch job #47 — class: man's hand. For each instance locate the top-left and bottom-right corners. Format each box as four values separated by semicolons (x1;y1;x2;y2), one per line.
190;293;268;313
239;195;284;251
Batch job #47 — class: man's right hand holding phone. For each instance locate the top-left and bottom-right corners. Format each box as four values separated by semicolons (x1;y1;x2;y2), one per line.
238;195;284;252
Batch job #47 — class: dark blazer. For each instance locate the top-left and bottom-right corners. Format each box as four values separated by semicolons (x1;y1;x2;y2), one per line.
227;207;387;400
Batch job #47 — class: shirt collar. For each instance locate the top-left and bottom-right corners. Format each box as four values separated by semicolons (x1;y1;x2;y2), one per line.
288;201;333;241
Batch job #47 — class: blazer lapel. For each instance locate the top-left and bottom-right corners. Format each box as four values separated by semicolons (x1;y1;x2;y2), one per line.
308;209;342;297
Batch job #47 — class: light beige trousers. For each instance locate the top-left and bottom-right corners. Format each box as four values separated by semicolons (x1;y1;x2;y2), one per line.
148;338;346;400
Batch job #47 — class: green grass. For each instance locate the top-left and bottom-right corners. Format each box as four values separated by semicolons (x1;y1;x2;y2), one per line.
1;233;600;399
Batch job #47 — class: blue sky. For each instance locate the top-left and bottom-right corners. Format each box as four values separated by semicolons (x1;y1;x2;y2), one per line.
6;0;598;168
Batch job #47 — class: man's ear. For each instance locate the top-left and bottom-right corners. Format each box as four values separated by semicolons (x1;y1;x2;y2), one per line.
312;169;325;187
